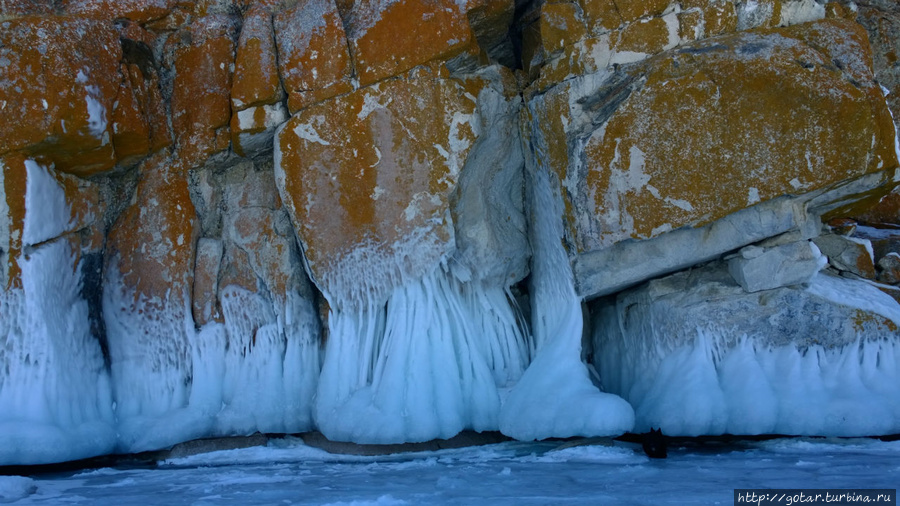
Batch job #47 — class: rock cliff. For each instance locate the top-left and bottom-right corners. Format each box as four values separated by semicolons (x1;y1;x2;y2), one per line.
1;0;900;464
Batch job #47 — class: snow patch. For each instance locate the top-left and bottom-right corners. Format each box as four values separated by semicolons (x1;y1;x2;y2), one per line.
294;120;331;146
22;160;76;247
0;476;36;502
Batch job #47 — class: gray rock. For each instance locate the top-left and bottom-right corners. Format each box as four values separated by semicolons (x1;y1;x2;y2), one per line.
727;240;826;293
813;233;877;279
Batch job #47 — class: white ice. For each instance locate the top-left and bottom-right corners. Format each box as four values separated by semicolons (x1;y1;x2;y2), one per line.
0;160;115;466
595;272;900;436
21;161;74;248
316;268;528;444
499;169;634;440
103;272;321;453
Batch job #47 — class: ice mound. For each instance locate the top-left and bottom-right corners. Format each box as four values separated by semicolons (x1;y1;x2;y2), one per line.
593;266;900;436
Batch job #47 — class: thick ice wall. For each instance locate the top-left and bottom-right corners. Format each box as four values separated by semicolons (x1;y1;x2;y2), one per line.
0;157;115;465
593;265;900;437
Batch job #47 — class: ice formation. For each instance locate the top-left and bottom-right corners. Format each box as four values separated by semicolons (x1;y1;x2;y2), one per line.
103;272;321;453
0;161;115;465
316;267;529;444
593;270;900;437
499;169;635;440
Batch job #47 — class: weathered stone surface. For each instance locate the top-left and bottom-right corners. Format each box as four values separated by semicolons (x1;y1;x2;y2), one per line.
526;19;899;297
853;0;900;125
193;237;224;325
853;191;900;226
231;8;289;159
814;234;877;279
0;17;121;176
274;0;355;113
60;0;177;22
171;16;237;167
703;0;738;36
736;0;782;30
0;0;54;15
466;0;516;67
221;162;313;303
727;241;826;293
345;0;475;86
612;0;672;24
232;7;283;110
450;67;529;286
276;68;479;307
537;2;588;56
105;153;198;304
614;13;678;55
878;251;900;284
577;0;622;33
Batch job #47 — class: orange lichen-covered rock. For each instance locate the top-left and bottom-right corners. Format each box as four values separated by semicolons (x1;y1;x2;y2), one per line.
538;2;588;55
577;0;622;33
0;17;121;177
275;69;479;307
112;64;153;163
105;153;198;303
529;18;898;256
0;0;54;15
274;0;353;113
102;153;199;433
612;0;672;24
233;7;282;110
60;0;177;23
346;0;475;86
171;15;237;167
704;0;738;36
232;7;287;155
615;14;678;55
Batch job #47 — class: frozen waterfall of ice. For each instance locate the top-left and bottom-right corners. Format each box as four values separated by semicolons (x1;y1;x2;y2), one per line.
499;169;635;440
315;267;530;444
0;160;116;465
104;273;321;453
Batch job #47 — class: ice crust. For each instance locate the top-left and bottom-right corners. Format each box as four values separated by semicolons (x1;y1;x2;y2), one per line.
594;270;900;437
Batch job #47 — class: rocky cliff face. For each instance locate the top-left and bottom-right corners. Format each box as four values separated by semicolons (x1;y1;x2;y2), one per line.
1;0;900;465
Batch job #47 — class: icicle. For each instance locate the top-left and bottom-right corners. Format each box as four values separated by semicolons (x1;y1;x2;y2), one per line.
315;266;529;444
595;274;900;437
498;169;635;441
0;239;115;465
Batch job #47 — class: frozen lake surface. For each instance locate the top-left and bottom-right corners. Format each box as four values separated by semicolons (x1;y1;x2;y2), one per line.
2;437;899;505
